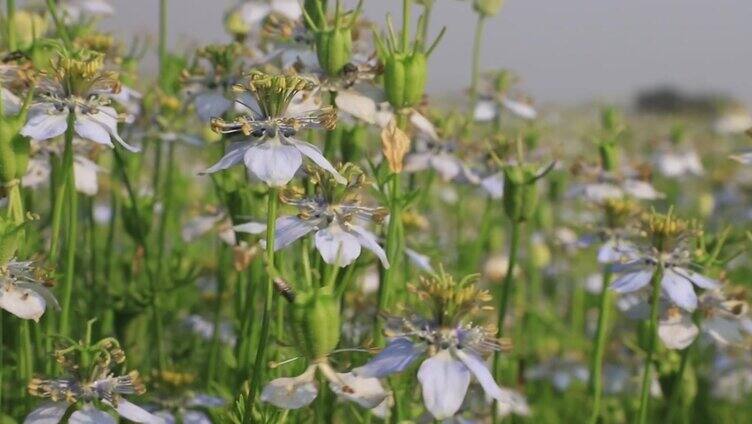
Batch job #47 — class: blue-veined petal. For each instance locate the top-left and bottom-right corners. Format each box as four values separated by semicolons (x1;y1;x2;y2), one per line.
353;338;423;378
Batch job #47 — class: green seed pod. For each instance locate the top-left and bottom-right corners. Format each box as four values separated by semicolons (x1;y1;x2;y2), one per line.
316;27;352;76
404;52;427;107
288;290;341;360
384;55;406;109
598;142;619;172
473;0;505;17
304;0;329;30
503;166;539;222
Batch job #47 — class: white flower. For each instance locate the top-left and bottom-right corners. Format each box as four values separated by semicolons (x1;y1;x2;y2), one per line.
21;103;137;152
261;362;387;410
0;260;59;322
22;140;104;196
353;321;528;420
657;289;752;349
474;96;538;122
237;0;302;28
204;76;345;186
654;150;703;177
610;248;719;312
61;0;114;21
27;373;163;424
235;210;389;269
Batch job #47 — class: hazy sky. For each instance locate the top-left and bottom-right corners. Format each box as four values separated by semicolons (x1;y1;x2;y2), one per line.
95;0;752;106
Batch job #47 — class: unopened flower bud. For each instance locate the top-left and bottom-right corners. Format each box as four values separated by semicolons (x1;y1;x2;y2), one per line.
473;0;505;17
289;291;341;360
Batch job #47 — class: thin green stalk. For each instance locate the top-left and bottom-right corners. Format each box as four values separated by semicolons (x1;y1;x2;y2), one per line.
469;13;487;113
402;0;412;51
637;266;664;424
588;267;613;424
375;173;402;344
112;149;167;372
247;188;278;418
665;344;692;423
158;0;168;78
58;116;77;337
7;0;17;51
491;219;522;423
45;0;72;49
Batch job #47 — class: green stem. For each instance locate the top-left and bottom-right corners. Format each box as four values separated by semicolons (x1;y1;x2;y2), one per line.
375;173;402;344
45;0;72;49
637;266;664;424
665;344;692;423
112;149;167;372
158;0;168;79
491;219;522;423
247;188;278;417
58;116;77;337
7;0;17;51
588;267;613;424
469;13;486;113
402;0;412;51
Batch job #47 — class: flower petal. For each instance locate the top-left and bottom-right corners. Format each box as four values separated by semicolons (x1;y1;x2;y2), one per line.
474;99;498;122
410;111;439;141
417;350;471;420
610;270;653;294
662;270;698;312
23;402;68;424
182;411;212;424
271;0;302;19
454;350;508;404
672;267;720;290
328;372;387;409
287;138;346;184
21;105;69;141
347;224;390;269
245;140;302;187
335;89;376;124
77;106;140;152
203;142;250;174
260;374;318;409
480;173;504;199
430;153;462;181
403;152;432;173
315;224;361;267
658;311;698;350
113;399;165;424
0;283;47;321
194;89;232;122
232;221;267;235
74;156;100;196
69;407;116;424
274;216;316;250
353;338;423;378
501;97;537;120
704;317;743;346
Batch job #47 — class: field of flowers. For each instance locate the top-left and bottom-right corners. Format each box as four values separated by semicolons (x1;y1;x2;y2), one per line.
1;0;752;423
